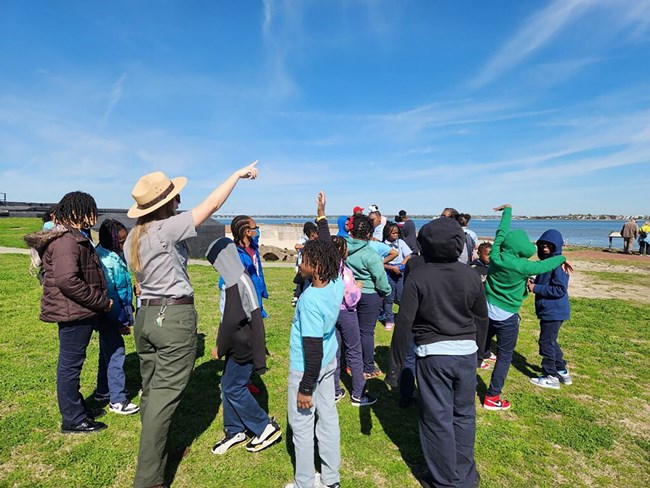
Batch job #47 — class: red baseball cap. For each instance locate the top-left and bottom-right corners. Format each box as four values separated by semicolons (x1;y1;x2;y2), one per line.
352;206;364;214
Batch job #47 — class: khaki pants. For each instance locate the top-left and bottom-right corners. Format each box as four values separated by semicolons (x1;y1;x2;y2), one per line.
133;304;197;488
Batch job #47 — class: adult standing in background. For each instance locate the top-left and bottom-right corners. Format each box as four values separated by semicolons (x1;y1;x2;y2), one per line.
25;191;113;434
124;161;258;488
368;209;385;241
398;210;419;255
620;218;638;254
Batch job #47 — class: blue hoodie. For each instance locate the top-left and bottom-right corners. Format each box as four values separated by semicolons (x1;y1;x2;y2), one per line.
533;229;570;321
337;216;350;237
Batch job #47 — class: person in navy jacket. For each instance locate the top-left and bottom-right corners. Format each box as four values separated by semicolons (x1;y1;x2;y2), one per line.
528;229;573;389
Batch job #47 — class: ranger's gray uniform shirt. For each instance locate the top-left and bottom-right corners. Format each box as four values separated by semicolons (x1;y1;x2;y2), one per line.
124;211;197;299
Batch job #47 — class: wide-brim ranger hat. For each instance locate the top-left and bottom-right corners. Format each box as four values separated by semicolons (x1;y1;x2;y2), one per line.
127;171;188;218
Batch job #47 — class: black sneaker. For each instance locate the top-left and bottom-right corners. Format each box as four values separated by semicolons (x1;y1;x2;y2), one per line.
245;418;282;452
86;407;106;419
212;431;247;455
350;394;377;407
334;388;346;403
109;401;140;415
61;418;107;434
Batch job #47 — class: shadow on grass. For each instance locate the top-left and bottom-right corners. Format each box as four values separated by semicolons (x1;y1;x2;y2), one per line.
370;346;428;483
511;350;541;378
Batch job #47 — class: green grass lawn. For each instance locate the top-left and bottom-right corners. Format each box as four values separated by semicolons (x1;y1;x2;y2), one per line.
0;218;43;248
1;253;649;487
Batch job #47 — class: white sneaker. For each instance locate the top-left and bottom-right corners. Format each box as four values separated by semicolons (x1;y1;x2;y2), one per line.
109;401;140;415
211;431;247;455
557;369;573;385
245;418;281;452
529;375;561;390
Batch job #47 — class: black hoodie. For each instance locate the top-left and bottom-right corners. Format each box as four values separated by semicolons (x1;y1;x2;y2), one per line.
387;218;488;382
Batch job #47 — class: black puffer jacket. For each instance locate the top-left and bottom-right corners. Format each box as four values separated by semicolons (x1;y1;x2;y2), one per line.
25;227;110;323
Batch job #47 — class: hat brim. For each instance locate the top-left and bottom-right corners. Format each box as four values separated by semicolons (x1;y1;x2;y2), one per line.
127;176;188;218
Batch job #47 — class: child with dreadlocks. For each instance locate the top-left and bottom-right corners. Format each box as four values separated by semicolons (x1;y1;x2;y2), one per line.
94;219;139;415
285;192;343;488
25;191;113;434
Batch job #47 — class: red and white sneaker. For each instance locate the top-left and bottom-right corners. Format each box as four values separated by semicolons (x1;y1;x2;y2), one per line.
479;360;491;370
483;395;511;411
486;353;497;362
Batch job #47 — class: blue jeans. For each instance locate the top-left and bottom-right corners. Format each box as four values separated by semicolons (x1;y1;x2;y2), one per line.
335;309;365;398
539;320;567;377
221;358;269;438
382;272;404;324
57;318;97;427
96;322;127;404
417;354;478;488
486;314;520;397
357;293;383;374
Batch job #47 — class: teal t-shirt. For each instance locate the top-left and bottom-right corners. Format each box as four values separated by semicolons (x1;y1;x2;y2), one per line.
289;278;344;372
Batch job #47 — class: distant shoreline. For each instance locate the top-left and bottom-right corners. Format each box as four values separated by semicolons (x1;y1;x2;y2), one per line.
215;215;648;221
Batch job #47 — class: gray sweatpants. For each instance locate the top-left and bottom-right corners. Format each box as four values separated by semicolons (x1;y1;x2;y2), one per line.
287;358;340;488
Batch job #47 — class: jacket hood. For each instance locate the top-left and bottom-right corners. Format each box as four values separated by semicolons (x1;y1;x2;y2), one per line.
24;225;69;254
337;216;350;237
205;237;244;286
344;237;369;255
536;229;564;259
501;229;536;259
417;217;464;263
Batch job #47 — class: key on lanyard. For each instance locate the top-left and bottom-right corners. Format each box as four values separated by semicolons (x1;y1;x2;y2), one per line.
156;305;168;327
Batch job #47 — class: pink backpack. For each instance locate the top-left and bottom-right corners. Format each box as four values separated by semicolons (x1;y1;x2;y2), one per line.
340;263;362;311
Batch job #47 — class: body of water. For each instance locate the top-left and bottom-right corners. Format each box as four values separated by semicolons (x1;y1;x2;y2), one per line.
240;217;644;249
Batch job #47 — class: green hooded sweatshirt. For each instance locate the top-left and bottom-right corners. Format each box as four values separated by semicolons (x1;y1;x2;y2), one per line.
485;207;566;314
344;237;391;297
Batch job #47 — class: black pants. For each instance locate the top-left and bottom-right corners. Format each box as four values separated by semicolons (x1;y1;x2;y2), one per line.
57;318;97;427
417;354;478;488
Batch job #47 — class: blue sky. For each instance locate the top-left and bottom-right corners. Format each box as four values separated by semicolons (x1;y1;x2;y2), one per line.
1;0;649;216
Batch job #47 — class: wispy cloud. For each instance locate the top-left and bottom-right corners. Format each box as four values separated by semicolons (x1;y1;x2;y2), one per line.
261;0;300;99
98;73;126;130
470;0;591;89
469;0;650;89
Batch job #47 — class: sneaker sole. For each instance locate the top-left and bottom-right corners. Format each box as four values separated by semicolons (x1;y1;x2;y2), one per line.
351;400;377;407
559;378;573;385
61;425;107;434
482;404;511;411
529;379;560;390
110;408;140;415
245;430;282;452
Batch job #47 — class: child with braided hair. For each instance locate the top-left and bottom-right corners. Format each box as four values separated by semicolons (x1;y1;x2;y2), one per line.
220;215;269;318
344;215;391;378
94;219;139;415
